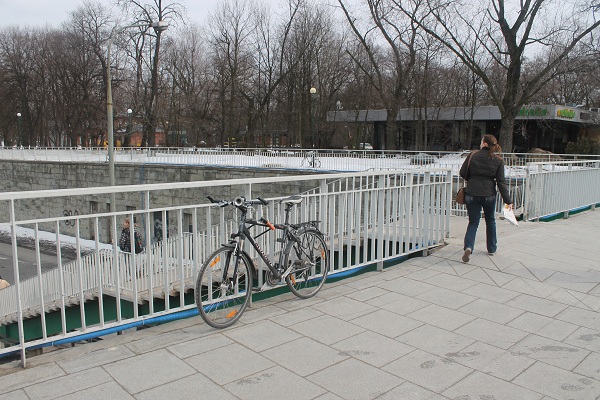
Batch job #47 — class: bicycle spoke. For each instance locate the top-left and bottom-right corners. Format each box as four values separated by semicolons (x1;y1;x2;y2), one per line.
285;229;328;299
195;247;253;328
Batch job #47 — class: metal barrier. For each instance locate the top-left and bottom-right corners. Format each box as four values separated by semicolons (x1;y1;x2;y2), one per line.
2;146;592;218
523;160;600;220
1;146;596;172
0;169;452;366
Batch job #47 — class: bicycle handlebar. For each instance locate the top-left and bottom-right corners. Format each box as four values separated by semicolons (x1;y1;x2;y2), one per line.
207;196;269;208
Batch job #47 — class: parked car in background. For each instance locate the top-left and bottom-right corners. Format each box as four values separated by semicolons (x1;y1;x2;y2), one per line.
359;143;373;150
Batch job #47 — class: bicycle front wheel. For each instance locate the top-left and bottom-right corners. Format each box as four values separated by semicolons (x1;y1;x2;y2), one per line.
284;228;329;299
195;247;254;329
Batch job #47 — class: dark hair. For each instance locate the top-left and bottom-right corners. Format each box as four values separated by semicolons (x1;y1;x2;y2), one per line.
482;134;501;158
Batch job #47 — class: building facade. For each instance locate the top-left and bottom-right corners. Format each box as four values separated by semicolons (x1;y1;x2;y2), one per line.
327;105;599;153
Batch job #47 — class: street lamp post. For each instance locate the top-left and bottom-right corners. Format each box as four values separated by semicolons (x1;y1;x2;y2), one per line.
106;20;168;212
127;108;133;147
16;113;22;147
309;87;316;149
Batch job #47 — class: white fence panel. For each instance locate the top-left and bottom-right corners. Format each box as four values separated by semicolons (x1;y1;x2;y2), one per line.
523;160;600;220
0;170;451;366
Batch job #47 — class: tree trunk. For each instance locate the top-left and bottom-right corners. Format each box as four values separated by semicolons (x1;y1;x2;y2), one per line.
384;111;398;150
499;111;515;152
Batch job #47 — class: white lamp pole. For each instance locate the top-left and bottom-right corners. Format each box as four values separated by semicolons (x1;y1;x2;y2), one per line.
309;87;317;149
16;112;22;147
127;108;133;146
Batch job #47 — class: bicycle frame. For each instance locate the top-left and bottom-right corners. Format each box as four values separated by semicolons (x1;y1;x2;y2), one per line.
227;209;289;284
197;195;328;329
208;195;319;288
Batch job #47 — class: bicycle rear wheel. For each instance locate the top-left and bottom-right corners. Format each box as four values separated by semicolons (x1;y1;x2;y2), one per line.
195;247;254;328
284;228;329;299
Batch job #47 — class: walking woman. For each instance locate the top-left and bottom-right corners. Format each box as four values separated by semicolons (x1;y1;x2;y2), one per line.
460;134;513;262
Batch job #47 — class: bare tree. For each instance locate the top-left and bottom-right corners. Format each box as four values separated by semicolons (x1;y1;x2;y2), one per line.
0;28;52;147
529;47;598;106
60;1;113;147
241;0;302;147
208;0;255;147
401;0;600;151
338;0;424;150
165;25;217;146
117;0;182;147
311;26;354;149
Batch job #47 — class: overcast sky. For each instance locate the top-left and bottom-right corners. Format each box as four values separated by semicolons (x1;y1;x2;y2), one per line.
0;0;225;28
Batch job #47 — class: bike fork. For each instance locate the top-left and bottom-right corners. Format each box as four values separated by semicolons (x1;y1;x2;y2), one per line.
223;243;241;291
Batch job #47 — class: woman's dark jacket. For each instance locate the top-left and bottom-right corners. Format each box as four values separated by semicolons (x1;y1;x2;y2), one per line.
459;148;512;204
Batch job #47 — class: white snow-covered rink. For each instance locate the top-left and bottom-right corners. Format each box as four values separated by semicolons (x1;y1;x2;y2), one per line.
1;146;594;179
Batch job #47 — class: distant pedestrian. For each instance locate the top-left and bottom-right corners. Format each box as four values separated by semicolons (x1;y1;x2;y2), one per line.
0;276;9;289
460;134;513;262
118;218;143;254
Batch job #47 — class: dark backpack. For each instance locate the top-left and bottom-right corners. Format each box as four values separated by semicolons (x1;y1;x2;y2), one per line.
134;232;143;254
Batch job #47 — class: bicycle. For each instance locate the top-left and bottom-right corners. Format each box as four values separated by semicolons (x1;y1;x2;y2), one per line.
195;194;329;328
300;150;321;168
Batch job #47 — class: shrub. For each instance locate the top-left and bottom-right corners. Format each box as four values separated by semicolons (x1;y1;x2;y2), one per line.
565;137;599;155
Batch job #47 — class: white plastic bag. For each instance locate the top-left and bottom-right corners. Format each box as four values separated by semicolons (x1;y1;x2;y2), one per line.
502;204;518;226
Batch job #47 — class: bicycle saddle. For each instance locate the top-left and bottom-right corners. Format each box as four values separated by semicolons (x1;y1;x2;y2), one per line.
281;195;303;205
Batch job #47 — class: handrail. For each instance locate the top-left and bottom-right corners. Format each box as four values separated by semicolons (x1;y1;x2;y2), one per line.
0;169;453;367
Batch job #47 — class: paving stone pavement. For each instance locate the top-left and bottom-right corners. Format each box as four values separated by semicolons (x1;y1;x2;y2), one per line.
1;211;599;400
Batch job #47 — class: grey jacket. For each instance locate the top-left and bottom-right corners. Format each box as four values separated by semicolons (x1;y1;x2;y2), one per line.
459;148;512;204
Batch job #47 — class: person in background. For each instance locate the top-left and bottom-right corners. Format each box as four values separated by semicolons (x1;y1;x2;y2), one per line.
0;276;9;289
459;134;513;262
118;218;143;254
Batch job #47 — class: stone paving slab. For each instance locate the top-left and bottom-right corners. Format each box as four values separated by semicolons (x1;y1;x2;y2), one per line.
1;212;600;400
512;361;600;400
23;367;112;400
308;358;403;400
226;365;327;400
442;370;544;400
263;336;349;376
444;340;536;381
382;349;472;393
103;348;196;394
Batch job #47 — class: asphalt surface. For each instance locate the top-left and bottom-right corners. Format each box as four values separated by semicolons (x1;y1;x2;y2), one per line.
0;236;76;284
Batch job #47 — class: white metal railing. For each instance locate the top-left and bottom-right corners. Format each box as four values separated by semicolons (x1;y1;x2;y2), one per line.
0;169;452;366
4;146;594;218
0;232;204;323
1;146;597;172
523;160;600;220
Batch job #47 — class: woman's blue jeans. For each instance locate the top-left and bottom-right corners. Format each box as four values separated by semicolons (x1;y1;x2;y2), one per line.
464;195;497;254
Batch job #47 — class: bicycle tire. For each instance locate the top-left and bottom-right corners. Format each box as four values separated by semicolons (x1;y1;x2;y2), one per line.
195;247;254;328
313;159;321;168
284;228;329;299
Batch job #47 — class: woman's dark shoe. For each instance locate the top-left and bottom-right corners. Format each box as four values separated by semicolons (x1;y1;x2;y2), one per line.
462;248;472;263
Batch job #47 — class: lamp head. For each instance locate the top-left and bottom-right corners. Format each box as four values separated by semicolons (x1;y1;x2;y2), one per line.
309;87;317;94
16;113;21;117
151;20;169;33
